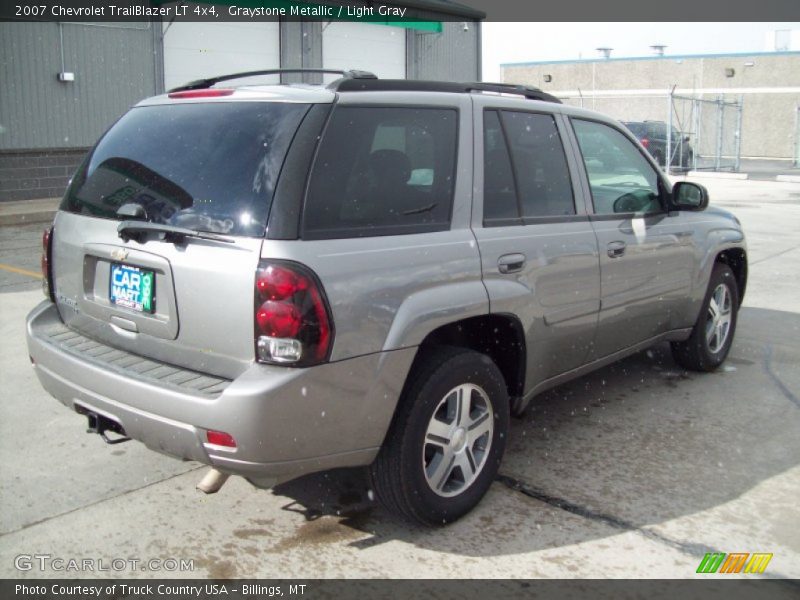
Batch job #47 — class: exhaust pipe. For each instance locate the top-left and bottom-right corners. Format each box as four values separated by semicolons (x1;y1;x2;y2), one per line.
196;468;230;494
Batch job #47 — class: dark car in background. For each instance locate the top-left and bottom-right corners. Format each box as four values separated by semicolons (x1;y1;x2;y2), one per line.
623;120;694;169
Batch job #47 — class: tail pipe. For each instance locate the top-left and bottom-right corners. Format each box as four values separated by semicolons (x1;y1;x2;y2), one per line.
196;468;230;494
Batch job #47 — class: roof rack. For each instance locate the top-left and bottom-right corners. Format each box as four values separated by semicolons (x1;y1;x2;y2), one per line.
468;82;562;102
169;69;377;93
328;78;561;104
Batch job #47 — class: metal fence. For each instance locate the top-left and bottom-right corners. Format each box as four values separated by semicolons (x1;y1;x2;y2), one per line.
559;91;744;175
794;105;800;168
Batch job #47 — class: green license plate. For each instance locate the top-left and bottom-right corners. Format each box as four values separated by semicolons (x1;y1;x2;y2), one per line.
109;263;155;313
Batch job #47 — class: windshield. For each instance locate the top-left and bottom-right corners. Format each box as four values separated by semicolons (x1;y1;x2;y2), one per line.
61;101;310;237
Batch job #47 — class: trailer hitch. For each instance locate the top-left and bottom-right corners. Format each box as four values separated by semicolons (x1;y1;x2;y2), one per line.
82;409;131;445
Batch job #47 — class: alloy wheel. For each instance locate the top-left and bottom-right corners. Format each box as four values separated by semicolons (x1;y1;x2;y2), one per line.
705;282;733;353
422;383;494;498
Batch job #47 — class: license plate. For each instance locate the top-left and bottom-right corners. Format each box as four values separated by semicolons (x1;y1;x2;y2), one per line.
109;263;155;313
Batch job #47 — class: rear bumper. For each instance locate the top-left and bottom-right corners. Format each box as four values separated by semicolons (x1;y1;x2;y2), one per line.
26;301;415;484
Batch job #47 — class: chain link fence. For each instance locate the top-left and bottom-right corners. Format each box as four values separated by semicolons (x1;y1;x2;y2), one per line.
794;105;800;168
559;92;744;174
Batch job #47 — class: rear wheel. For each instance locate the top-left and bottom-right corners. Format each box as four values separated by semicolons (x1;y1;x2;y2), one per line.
671;263;739;371
370;347;509;525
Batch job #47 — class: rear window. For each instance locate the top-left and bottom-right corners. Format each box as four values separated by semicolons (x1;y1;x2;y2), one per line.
302;106;458;239
623;122;647;137
648;122;666;137
61;102;310;237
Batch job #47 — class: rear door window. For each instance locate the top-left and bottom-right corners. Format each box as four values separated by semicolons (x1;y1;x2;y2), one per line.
61;102;309;237
501;111;575;219
483;110;519;223
302;106;458;239
482;109;575;225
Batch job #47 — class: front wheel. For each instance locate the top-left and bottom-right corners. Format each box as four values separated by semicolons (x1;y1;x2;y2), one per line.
671;263;739;371
370;347;509;525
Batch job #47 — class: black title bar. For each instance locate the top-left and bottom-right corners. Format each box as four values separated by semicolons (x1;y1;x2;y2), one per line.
1;0;799;22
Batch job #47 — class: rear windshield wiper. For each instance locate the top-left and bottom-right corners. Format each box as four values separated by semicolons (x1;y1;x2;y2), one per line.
117;221;235;244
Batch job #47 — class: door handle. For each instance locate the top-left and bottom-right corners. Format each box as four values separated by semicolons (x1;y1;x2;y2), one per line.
498;253;526;274
607;241;627;258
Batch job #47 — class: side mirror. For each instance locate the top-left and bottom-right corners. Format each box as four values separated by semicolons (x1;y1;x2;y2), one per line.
672;181;708;211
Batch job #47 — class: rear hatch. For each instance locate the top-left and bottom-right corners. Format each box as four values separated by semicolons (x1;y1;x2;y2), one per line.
51;96;312;379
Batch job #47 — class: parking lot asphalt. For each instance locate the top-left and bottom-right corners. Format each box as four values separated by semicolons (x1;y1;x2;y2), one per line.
0;177;798;579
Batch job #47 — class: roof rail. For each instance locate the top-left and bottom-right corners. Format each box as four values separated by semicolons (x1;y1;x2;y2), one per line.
467;82;561;103
169;69;377;93
328;78;562;104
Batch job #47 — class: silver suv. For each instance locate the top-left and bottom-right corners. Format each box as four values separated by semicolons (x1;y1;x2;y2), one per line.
26;69;747;525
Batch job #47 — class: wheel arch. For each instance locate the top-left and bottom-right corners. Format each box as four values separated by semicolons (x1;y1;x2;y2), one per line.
414;313;526;407
715;247;747;306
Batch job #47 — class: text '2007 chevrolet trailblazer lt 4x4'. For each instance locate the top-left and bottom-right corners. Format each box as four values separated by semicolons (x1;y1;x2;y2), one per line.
27;69;747;525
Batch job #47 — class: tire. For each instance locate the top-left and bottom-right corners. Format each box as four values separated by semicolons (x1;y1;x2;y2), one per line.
671;263;739;372
369;347;509;525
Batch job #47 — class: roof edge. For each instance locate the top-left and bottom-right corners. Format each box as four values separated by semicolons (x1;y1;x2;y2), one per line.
502;50;800;68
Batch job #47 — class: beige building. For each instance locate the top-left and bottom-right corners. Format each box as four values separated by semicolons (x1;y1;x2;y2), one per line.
502;52;800;160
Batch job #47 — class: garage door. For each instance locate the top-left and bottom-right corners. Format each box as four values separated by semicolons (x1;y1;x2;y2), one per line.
162;21;280;91
323;22;406;79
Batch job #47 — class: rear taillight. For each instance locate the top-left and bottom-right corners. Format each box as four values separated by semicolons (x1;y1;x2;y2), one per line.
41;225;55;301
254;262;333;366
640;137;650;148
